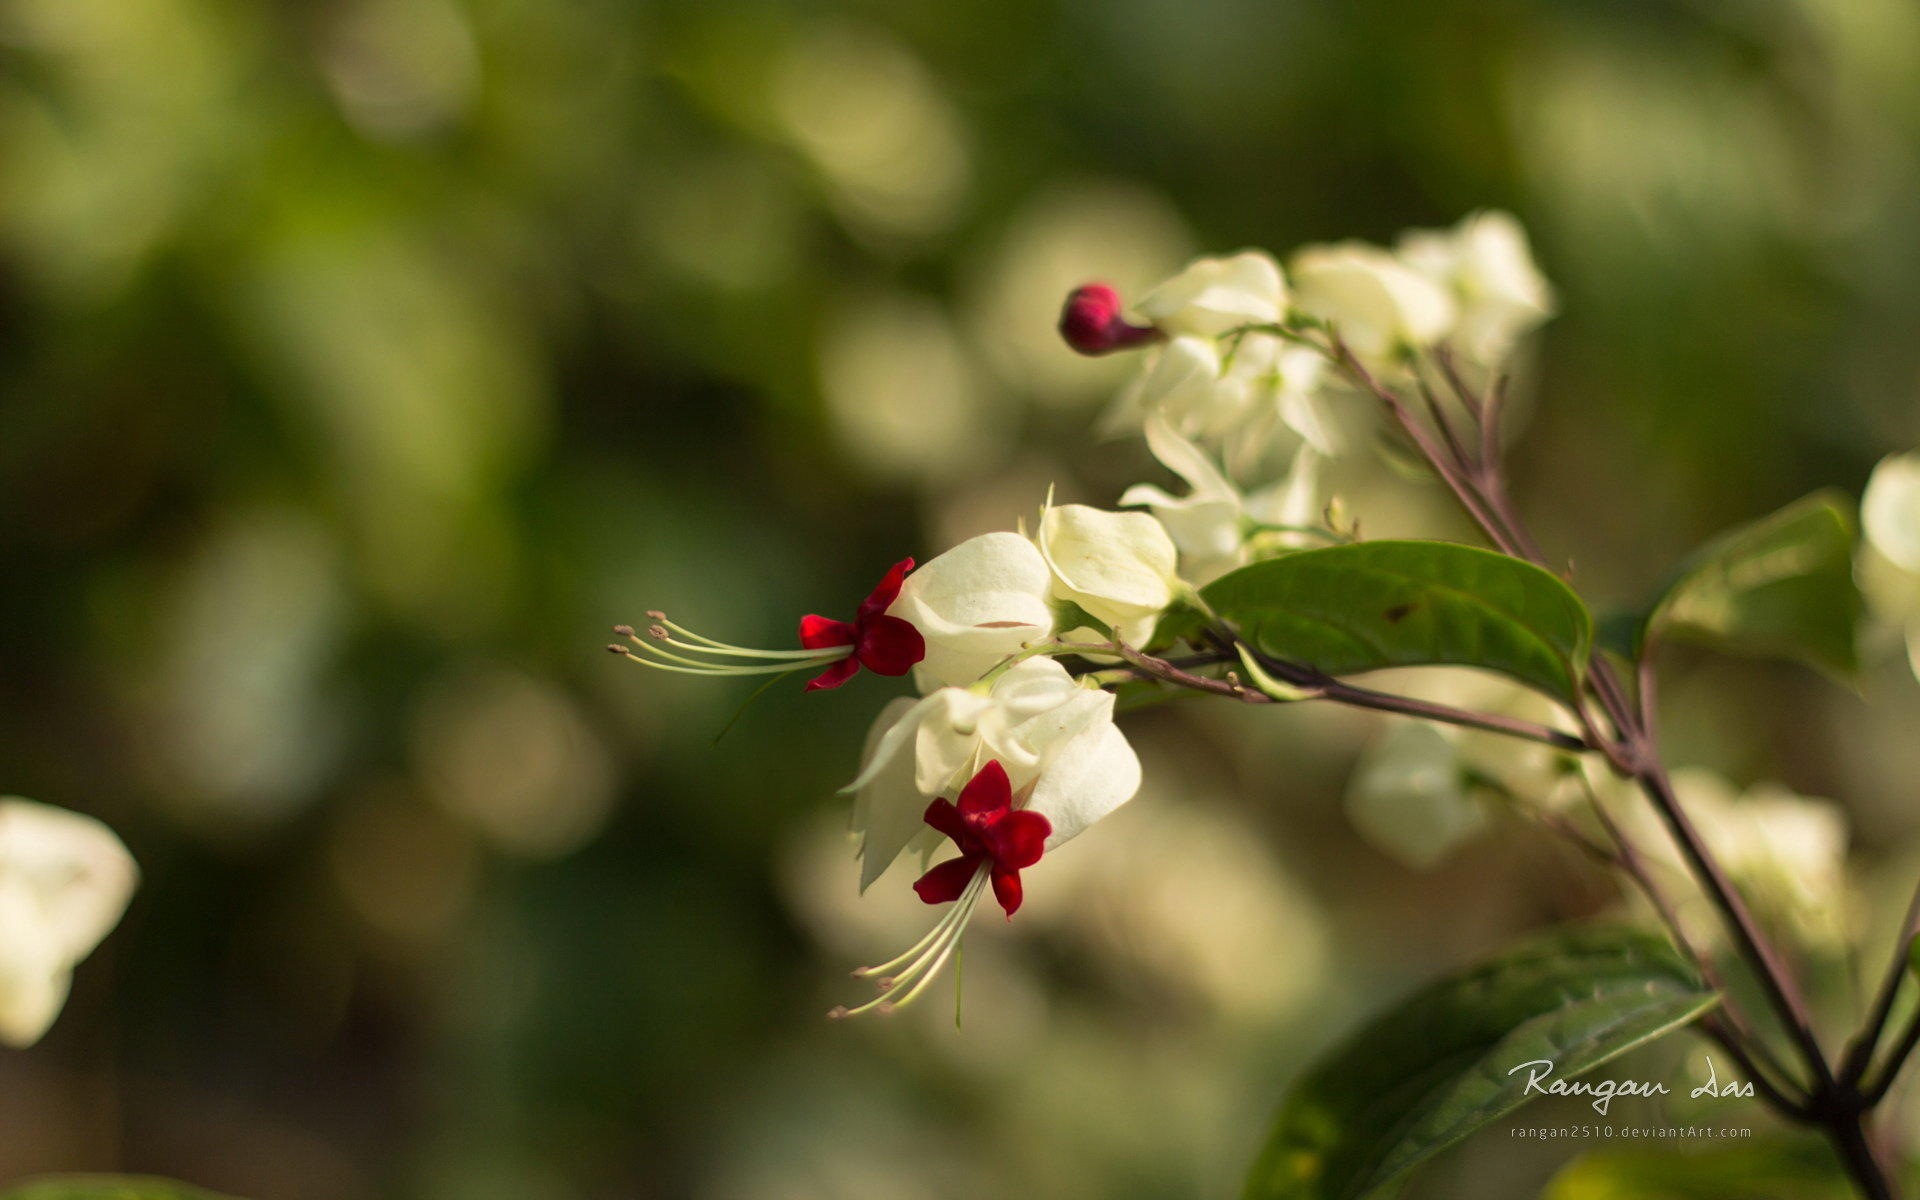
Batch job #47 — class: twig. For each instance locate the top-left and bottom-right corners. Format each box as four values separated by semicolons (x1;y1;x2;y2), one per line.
1843;881;1920;1088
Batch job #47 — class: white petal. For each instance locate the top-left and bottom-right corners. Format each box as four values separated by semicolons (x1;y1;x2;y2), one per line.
848;696;935;890
0;961;70;1049
1863;452;1920;573
1141;417;1234;501
1277;388;1342;457
890;532;1056;689
1038;503;1181;620
1027;720;1142;847
1291;242;1456;358
0;798;137;966
1135;251;1286;337
843;693;937;797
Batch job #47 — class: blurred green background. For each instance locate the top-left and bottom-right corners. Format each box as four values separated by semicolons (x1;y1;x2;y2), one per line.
4;0;1920;1197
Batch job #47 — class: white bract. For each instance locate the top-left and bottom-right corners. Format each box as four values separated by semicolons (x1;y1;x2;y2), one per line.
1859;452;1920;680
1397;211;1555;365
1105;335;1241;439
1120;419;1324;585
1037;502;1183;646
844;657;1141;889
0;798;138;1047
1218;335;1343;464
1134;250;1286;337
886;531;1056;691
1289;241;1456;368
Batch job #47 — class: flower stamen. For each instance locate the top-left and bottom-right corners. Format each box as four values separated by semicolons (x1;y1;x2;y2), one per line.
829;868;988;1020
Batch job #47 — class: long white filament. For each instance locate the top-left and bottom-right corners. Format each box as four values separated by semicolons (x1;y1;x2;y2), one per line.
830;867;989;1019
608;619;848;677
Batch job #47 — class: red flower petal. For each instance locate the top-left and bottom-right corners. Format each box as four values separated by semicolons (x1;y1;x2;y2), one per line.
985;809;1050;871
921;798;968;847
798;614;857;650
913;855;981;906
858;557;916;621
802;656;861;692
956;761;1012;821
990;867;1024;918
856;614;925;676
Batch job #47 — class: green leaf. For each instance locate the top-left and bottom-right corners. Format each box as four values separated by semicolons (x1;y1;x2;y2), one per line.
1242;925;1718;1200
0;1178;241;1200
1542;1140;1850;1200
1644;491;1862;679
1201;541;1594;702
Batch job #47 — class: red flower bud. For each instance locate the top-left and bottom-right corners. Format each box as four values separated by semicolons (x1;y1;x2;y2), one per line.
1057;283;1162;357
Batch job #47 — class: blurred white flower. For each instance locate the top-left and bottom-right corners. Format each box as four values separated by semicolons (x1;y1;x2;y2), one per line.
819;293;998;485
1105;335;1238;438
1344;670;1578;868
772;23;969;241
1217;334;1343;465
1103;333;1340;471
1397;211;1555;365
0;798;138;1047
1289;241;1456;367
845;657;1139;891
1134;250;1286;337
887;532;1056;691
1120;419;1325;585
1863;452;1920;572
1036;503;1183;645
1859;451;1920;679
1626;769;1856;951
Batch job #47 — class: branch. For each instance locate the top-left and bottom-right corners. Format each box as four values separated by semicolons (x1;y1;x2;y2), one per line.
1090;642;1590;751
1843;880;1920;1089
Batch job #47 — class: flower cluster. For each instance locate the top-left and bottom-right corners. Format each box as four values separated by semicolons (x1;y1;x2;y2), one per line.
612;213;1565;1016
1069;212;1554;475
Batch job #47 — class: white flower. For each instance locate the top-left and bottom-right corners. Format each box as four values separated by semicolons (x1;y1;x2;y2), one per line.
1120;419;1325;585
1345;723;1494;870
1218;335;1344;465
1343;671;1578;868
1105;335;1242;438
1036;502;1182;645
1289;241;1456;367
1134;250;1287;337
1104;332;1343;475
0;798;138;1047
1863;452;1920;573
845;657;1141;889
1859;452;1920;679
886;531;1056;691
1397;211;1555;365
1630;770;1854;950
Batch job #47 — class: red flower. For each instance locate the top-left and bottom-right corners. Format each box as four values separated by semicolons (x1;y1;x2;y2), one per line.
1057;283;1162;356
797;557;926;691
913;760;1052;918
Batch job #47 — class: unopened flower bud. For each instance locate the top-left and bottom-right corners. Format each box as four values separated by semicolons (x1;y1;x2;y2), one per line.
1058;283;1161;356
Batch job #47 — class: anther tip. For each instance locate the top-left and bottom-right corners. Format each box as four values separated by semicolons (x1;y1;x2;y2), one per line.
646;610;667;621
612;624;635;637
606;644;629;655
648;624;670;640
826;1006;851;1021
875;1001;897;1017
